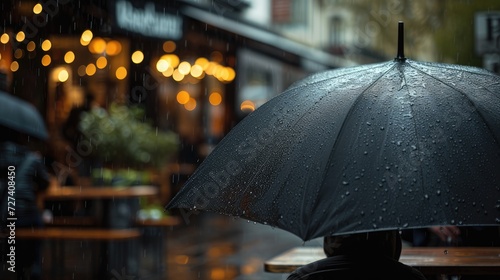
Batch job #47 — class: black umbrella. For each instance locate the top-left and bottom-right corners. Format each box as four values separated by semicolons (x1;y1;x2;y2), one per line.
167;23;500;241
0;91;48;141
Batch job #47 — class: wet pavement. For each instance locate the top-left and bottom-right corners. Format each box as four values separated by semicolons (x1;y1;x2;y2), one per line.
0;212;320;280
164;213;322;280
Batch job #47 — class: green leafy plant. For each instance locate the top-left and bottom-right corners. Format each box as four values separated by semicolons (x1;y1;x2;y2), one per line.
79;103;178;169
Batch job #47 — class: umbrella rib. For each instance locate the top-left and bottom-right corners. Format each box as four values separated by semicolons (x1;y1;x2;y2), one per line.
309;63;397;236
407;63;500;146
286;62;393;93
409;60;499;79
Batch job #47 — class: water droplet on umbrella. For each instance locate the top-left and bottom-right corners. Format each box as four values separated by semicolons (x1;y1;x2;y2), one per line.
436;190;441;196
342;181;349;185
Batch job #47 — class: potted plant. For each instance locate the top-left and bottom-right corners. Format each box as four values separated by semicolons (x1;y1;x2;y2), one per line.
79;103;178;186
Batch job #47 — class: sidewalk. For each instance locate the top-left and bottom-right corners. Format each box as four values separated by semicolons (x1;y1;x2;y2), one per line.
164;213;322;280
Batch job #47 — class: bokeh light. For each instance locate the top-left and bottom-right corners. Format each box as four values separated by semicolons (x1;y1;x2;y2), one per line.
240;100;255;112
10;61;19;72
77;65;86;76
81;30;93;46
41;54;51;66
33;3;43;14
96;56;108;69
116;67;127;80
58;69;69;82
27;41;36;52
106;40;122;56
178;61;191;75
176;90;190;104
184;98;197;111
0;33;9;44
89;37;106;54
209;92;222;106
86;63;97;76
64;51;75;63
41;39;52;51
162;40;176;53
15;31;25;42
131;51;144;64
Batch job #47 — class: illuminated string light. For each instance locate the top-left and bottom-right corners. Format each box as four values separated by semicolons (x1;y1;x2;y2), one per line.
131;51;144;64
64;51;75;63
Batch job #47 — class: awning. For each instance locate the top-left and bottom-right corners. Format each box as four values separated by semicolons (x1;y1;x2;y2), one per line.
180;5;356;70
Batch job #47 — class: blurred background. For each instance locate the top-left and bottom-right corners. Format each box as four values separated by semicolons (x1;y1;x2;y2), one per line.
0;0;499;279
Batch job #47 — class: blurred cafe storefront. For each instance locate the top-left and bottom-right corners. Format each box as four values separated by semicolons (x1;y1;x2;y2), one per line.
1;0;348;187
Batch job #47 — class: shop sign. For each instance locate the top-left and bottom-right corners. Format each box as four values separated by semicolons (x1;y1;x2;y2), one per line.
115;0;182;39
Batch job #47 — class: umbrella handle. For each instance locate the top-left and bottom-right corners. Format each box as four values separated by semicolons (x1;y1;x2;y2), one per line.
395;21;406;62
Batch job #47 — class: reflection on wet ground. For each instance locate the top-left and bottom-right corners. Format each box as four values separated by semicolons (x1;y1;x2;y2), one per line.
165;213;321;280
8;213;319;279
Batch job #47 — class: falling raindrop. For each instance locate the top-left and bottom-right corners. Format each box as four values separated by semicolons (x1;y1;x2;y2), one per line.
444;249;448;255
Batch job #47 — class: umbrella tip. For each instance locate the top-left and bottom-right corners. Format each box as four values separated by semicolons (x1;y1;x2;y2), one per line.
395;21;406;62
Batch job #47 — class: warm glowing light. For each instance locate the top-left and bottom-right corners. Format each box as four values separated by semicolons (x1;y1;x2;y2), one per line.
58;69;69;82
14;49;23;59
86;63;97;76
174;255;189;265
27;41;36;51
15;31;25;42
176;91;190;105
64;51;75;63
106;40;122;56
81;30;93;43
205;62;217;75
77;65;86;76
0;33;9;44
184;98;197;111
88;38;106;54
80;37;89;46
33;3;43;14
41;54;51;66
190;64;203;78
209;92;222;106
240;100;255;112
195;57;209;69
162;67;174;77
172;69;184;82
96;56;107;69
10;61;19;72
210;268;226;280
162;40;176;53
41;39;51;51
131;51;144;64
225;67;236;82
161;54;179;68
156;59;169;72
178;61;191;75
213;64;224;79
116;66;127;80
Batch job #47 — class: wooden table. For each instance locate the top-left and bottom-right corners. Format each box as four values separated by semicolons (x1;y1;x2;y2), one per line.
264;246;500;275
43;185;158;200
41;185;159;278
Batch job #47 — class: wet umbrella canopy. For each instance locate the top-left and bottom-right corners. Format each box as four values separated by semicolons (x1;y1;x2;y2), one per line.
0;91;48;141
167;23;500;241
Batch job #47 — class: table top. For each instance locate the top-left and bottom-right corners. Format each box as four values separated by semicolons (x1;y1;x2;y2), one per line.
43;185;158;200
264;246;500;275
